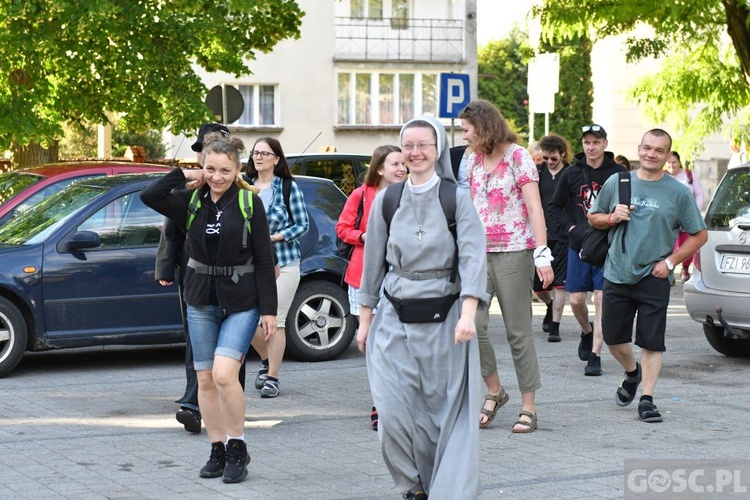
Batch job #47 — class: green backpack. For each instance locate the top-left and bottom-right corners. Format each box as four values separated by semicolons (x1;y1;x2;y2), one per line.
186;189;254;249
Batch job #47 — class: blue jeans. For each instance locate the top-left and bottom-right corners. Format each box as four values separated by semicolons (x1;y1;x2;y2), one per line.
187;305;260;371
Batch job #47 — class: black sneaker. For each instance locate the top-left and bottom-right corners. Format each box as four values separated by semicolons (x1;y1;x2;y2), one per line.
542;301;553;332
403;491;428;500
584;353;602;376
222;439;250;483
578;322;594;361
176;407;202;434
199;442;226;478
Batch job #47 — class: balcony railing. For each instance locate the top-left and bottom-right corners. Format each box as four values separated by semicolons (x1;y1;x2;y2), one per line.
335;17;464;63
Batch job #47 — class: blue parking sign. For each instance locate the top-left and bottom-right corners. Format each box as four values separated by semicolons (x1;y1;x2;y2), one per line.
439;73;471;118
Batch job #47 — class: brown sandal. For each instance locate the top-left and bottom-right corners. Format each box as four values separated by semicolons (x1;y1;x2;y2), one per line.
479;388;509;429
511;410;537;434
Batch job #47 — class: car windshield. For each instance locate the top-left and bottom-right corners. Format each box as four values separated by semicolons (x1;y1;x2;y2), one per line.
0;182;108;245
0;171;44;207
705;168;750;229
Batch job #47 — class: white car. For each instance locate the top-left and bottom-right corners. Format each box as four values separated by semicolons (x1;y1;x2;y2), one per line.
684;164;750;356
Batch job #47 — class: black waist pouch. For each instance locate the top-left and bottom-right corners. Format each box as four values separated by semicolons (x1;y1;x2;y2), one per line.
384;291;460;324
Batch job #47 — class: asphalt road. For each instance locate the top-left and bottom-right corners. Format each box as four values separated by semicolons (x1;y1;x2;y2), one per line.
2;282;749;499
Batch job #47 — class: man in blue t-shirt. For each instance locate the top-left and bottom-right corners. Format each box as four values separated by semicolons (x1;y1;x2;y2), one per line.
588;128;707;423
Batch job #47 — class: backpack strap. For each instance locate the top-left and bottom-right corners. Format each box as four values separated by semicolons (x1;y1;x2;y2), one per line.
382;180;406;232
617;171;631;254
685;169;693;184
438;180;459;283
238;189;254;250
282;177;294;224
354;189;365;230
186;190;201;231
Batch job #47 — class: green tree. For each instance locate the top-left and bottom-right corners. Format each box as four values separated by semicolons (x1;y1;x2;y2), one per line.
0;0;304;167
533;0;750;159
477;28;533;139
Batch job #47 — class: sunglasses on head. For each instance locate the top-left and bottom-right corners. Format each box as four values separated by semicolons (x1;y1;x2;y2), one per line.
581;125;602;133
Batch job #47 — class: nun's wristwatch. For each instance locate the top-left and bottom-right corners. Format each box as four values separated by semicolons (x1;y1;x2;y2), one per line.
664;258;675;271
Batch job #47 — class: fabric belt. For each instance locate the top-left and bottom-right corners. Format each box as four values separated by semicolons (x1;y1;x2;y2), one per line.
390;269;452;281
187;258;254;284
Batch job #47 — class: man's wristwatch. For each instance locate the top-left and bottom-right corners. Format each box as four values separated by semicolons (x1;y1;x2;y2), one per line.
664;258;675;271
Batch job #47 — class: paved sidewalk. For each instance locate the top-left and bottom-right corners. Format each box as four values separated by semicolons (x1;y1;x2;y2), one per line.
2;285;749;499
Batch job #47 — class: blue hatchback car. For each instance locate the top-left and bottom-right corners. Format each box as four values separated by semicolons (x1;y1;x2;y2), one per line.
0;172;354;377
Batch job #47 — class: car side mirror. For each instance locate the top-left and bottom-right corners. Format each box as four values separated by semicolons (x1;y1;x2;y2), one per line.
68;230;101;250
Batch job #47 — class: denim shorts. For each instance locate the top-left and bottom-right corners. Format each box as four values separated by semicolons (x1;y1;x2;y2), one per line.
186;305;260;371
565;247;604;292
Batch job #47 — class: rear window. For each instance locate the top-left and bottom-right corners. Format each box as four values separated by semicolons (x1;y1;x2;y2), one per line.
0;171;43;207
705;167;750;229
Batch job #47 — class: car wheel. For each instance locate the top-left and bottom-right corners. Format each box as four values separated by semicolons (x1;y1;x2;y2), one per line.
0;297;28;378
285;281;356;362
703;323;750;357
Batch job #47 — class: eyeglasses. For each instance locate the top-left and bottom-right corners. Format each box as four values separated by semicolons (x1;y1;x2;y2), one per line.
251;150;277;159
581;125;602;133
402;143;436;152
542;156;560;162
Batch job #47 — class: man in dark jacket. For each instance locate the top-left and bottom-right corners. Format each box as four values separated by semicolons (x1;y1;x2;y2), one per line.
548;124;626;376
534;134;571;343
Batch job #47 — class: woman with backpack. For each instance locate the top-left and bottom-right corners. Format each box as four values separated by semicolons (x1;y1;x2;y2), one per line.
245;137;309;398
357;116;489;499
335;144;406;431
141;133;277;483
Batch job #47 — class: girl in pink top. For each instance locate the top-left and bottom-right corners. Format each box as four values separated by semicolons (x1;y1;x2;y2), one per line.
460;100;553;433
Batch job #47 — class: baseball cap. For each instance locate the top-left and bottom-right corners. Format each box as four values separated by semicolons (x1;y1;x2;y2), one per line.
580;124;607;139
191;123;230;152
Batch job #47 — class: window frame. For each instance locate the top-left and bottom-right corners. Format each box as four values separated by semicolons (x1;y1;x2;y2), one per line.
335;70;438;127
236;84;279;128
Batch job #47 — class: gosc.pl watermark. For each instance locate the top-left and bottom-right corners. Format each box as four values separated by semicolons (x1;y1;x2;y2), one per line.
625;460;749;498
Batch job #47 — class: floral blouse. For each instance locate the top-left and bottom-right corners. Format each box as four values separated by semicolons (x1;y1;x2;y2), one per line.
468;143;538;252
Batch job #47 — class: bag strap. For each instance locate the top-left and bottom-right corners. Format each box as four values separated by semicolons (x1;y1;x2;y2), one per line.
353;189;365;230
438;180;458;283
186;190;201;231
282;177;295;224
238;189;254;250
616;171;631;253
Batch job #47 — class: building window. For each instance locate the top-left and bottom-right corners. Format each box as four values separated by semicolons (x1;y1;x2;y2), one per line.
422;74;436;116
355;74;371;124
379;74;394;124
391;0;409;30
336;71;438;126
238;84;277;126
351;0;383;19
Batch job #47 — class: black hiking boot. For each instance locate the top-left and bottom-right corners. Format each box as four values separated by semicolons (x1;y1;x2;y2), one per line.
199;442;226;478
222;439;250;483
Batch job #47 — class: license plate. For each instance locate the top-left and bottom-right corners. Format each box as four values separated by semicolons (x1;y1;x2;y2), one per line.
719;253;750;274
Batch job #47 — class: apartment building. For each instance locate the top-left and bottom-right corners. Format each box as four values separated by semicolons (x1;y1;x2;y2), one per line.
166;0;477;159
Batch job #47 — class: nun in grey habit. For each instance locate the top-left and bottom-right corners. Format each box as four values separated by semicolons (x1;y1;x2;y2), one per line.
357;116;490;499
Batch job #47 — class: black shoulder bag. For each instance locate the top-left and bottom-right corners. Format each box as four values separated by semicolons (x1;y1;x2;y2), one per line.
579;170;631;267
337;192;365;259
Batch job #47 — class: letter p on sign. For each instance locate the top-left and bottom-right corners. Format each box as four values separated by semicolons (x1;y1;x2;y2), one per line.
439;73;471;119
